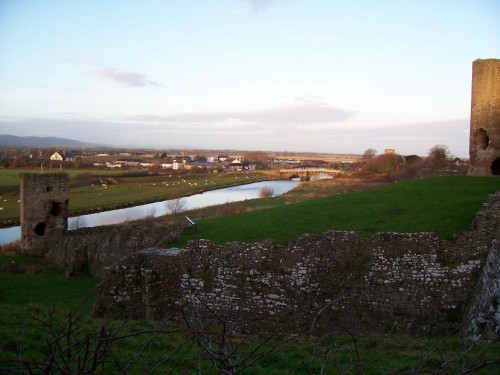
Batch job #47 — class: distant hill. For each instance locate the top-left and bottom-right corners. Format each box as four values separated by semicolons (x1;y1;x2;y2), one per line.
0;135;101;148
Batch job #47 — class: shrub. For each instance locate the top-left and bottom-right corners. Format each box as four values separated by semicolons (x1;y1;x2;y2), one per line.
165;198;187;214
0;240;21;256
259;186;274;198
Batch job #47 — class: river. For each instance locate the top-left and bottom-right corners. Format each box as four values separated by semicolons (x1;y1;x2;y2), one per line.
0;180;299;244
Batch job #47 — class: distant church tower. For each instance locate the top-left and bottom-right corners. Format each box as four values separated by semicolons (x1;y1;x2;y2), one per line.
468;58;500;176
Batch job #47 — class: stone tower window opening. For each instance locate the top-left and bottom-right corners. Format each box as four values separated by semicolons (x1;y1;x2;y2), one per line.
473;128;490;151
491;158;500;175
50;201;63;216
33;222;46;236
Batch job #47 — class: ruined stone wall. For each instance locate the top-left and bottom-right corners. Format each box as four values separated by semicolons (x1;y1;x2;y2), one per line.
20;173;69;256
469;58;500;176
417;168;464;178
93;192;500;336
48;222;187;277
464;240;500;340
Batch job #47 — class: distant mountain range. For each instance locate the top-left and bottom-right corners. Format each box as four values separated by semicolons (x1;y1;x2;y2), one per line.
0;135;102;148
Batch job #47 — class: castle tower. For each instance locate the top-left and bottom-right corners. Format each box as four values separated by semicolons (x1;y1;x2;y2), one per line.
20;173;69;256
468;58;500;176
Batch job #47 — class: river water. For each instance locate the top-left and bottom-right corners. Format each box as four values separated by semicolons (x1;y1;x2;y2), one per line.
0;180;299;244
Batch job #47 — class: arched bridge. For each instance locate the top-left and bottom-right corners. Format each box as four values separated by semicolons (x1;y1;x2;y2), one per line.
279;168;343;181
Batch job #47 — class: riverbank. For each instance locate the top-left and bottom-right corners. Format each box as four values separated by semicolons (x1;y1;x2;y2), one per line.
0;171;273;228
0;180;299;244
170;176;500;246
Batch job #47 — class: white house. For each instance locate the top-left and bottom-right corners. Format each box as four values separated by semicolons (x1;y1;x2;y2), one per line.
50;152;64;161
173;161;184;170
49;150;75;162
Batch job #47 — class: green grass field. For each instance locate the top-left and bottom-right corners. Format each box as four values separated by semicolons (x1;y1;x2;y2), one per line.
0;170;268;223
1;274;498;374
174;176;500;246
0;168;123;187
1;176;500;373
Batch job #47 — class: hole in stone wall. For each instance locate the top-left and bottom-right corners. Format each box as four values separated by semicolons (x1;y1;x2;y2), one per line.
34;222;46;236
491;158;500;175
473;128;489;151
50;201;62;216
46;186;53;192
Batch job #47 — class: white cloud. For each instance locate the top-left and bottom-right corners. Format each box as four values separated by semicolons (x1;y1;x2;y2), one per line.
93;66;163;87
126;103;356;126
240;0;288;14
0;115;469;156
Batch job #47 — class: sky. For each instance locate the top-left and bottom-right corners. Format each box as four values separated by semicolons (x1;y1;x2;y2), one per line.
0;0;499;157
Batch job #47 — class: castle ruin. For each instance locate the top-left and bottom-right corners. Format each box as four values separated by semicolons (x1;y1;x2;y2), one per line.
20;173;69;256
469;58;500;175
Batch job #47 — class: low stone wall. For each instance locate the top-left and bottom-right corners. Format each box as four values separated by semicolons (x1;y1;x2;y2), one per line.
48;223;187;277
93;192;500;336
418;168;465;178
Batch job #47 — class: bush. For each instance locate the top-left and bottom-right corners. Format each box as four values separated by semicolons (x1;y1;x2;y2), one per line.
361;154;404;176
165;198;187;214
0;240;21;256
259;186;274;198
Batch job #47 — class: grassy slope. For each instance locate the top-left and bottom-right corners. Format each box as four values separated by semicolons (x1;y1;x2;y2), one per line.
175;176;500;246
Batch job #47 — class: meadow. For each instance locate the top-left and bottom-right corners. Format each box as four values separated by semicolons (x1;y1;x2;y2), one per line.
1;175;500;373
0;169;268;224
172;176;500;246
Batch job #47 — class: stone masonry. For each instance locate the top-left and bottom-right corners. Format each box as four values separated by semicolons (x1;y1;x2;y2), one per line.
20;173;69;256
49;222;187;277
93;192;500;336
464;240;500;340
469;58;500;176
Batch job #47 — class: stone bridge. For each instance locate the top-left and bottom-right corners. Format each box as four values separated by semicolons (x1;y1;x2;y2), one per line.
279;168;342;181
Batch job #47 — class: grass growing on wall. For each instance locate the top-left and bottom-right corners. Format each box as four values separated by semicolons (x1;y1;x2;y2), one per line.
174;176;500;246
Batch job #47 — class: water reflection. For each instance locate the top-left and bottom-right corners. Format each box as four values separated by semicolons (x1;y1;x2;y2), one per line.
0;180;299;244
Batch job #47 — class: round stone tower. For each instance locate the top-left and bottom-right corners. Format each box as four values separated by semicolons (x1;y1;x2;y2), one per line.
468;58;500;176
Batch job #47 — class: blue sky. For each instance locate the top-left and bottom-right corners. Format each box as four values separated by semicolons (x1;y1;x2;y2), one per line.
0;0;498;156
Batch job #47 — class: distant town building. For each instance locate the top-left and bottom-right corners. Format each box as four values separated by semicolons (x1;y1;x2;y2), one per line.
49;152;63;161
49;150;75;162
106;162;122;168
172;161;184;170
384;149;396;155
